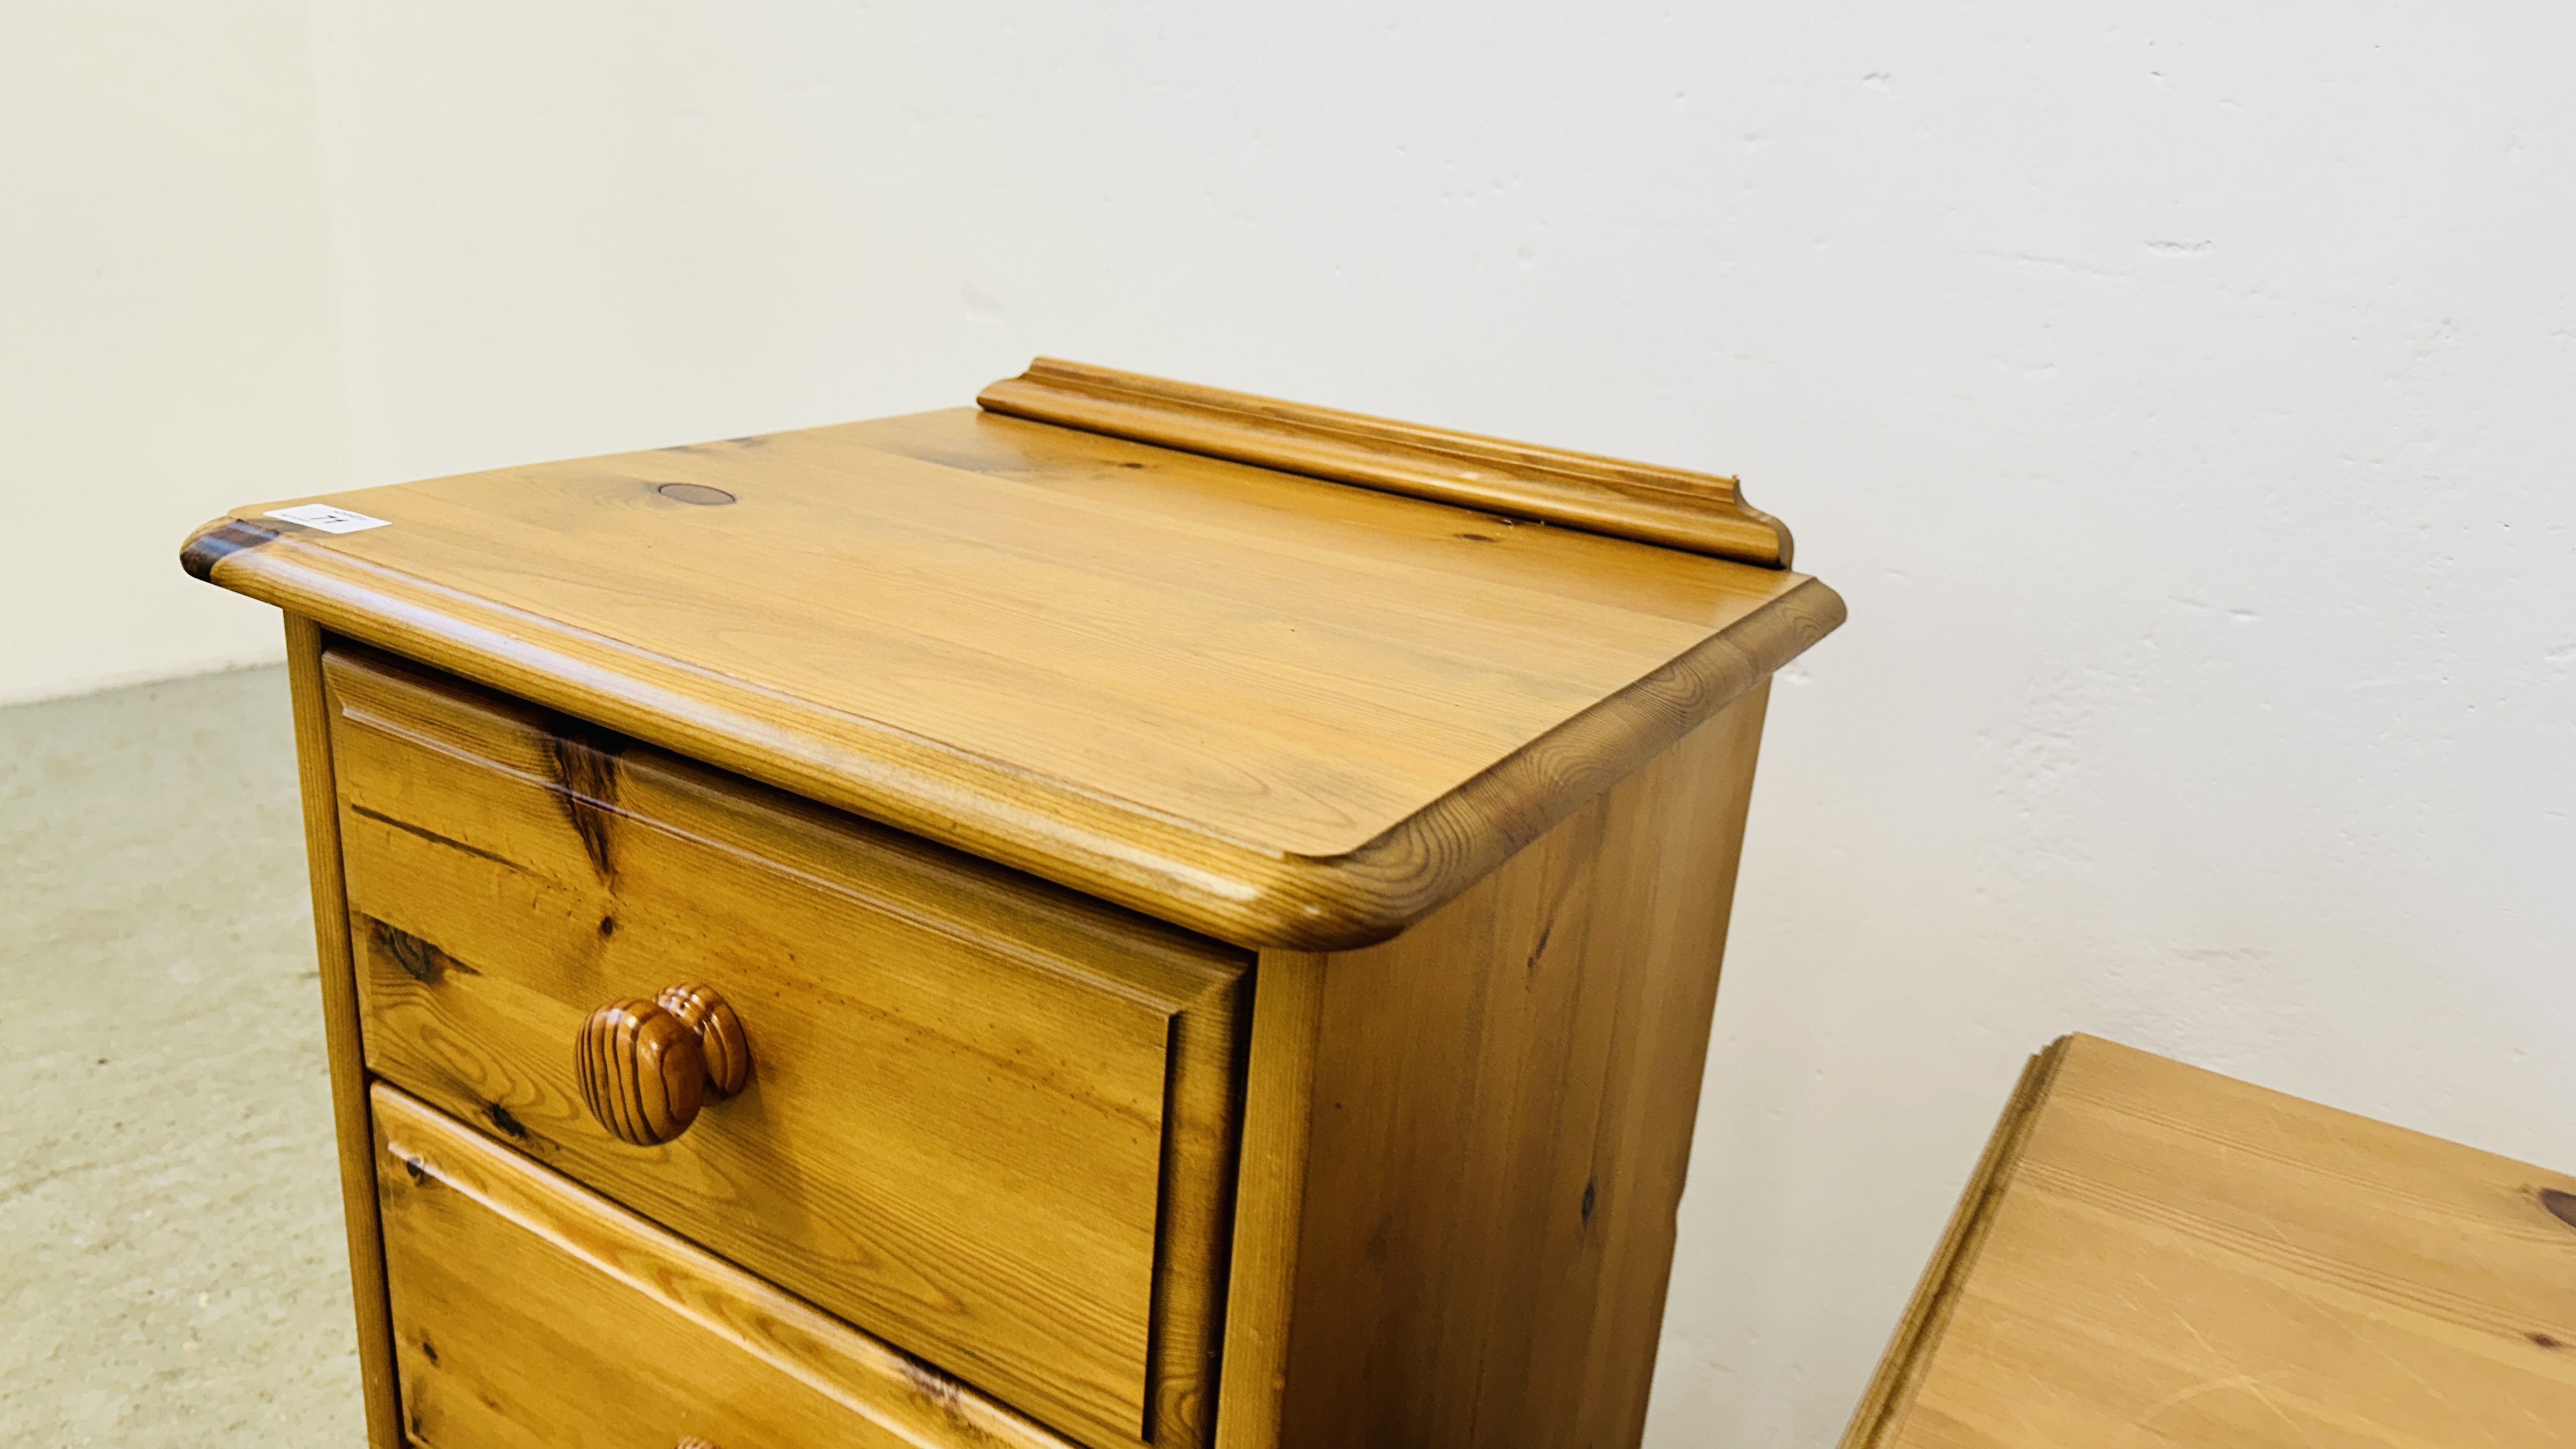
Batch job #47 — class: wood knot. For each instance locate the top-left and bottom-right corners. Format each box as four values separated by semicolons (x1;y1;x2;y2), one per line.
546;724;626;882
369;917;466;986
655;482;736;506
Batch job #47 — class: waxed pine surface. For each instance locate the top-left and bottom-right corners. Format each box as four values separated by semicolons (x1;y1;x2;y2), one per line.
0;666;362;1445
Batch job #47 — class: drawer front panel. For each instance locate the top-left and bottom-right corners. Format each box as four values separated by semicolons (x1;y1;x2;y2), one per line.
328;647;1247;1449
374;1084;1076;1449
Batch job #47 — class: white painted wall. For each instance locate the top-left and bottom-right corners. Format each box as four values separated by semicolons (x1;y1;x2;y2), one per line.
20;3;2576;1442
0;1;346;703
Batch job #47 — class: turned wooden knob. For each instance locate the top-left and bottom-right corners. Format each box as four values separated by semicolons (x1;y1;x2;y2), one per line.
655;981;752;1099
574;983;752;1146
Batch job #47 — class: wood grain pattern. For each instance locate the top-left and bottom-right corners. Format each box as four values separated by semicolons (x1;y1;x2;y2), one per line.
181;398;1841;950
574;997;709;1147
328;646;1248;1449
1234;683;1772;1449
658;981;753;1099
1146;953;1254;1449
1836;1041;2069;1449
282;616;405;1449
1211;953;1328;1449
372;1083;1078;1449
1843;1034;2576;1449
978;358;1794;567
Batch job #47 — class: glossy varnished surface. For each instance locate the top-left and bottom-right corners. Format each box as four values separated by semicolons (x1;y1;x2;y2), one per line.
572;996;709;1147
1843;1036;2576;1449
186;402;1839;948
372;1084;1073;1449
328;647;1247;1449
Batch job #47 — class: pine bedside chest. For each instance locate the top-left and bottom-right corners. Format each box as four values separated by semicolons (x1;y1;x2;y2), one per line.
180;360;1844;1449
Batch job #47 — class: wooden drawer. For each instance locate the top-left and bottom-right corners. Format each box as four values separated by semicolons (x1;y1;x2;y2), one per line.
374;1082;1075;1449
326;647;1250;1449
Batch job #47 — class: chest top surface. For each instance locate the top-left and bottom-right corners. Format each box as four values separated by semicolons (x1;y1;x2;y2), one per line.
185;361;1841;948
1851;1034;2576;1449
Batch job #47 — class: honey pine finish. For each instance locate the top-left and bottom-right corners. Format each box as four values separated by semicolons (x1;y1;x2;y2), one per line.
181;360;1844;1449
1842;1036;2576;1449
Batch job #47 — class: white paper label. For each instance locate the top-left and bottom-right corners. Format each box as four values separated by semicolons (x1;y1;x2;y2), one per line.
266;503;391;535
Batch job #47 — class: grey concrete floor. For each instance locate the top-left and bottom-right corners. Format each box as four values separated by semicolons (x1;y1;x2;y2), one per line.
1;666;363;1444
